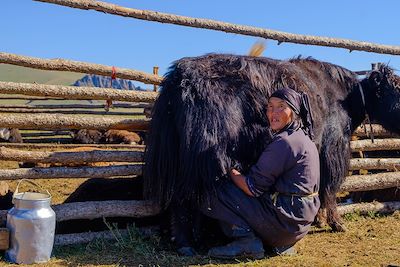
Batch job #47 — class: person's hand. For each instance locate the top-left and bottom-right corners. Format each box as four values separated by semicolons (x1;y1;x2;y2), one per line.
230;168;241;178
229;168;254;197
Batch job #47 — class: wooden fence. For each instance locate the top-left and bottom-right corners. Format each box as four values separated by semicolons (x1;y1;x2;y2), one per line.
0;0;399;245
0;58;399;246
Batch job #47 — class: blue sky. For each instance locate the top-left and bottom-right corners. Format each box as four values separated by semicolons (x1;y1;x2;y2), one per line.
2;0;400;88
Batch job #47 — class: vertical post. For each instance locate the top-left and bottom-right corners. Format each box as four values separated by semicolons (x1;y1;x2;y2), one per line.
153;66;159;92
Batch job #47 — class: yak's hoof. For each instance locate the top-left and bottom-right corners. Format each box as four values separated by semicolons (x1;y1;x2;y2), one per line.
177;246;197;256
330;222;347;232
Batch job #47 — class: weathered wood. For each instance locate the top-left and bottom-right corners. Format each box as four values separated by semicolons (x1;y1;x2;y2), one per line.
0;81;158;103
0;108;144;116
340;172;400;192
0;228;9;250
23;137;73;144
53;200;160;221
350;158;400;170
350;138;400;152
0;142;145;150
0;103;150;109
54;226;157;246
35;0;400;55
0;113;149;130
337;201;400;216
0;147;144;163
0;164;142;180
21;131;73;137
0;200;159;222
0;52;162;85
0;96;61;101
55;229;128;246
353;124;397;138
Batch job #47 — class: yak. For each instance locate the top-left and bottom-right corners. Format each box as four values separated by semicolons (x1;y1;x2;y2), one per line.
144;54;400;250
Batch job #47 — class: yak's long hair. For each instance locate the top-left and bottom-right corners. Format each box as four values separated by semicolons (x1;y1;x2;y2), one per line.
144;54;358;208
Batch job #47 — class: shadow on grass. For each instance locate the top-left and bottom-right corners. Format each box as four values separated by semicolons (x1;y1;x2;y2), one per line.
52;225;272;266
52;226;214;267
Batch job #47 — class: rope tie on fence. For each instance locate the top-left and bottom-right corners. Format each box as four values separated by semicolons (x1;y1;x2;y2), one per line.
105;66;117;111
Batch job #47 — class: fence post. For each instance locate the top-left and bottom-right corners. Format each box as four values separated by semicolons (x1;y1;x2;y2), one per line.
153;66;159;92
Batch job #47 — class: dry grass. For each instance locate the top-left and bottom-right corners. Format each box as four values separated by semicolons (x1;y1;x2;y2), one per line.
0;155;399;266
0;212;394;267
1;172;399;267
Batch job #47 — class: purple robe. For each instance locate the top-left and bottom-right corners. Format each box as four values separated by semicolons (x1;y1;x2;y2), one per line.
202;126;320;247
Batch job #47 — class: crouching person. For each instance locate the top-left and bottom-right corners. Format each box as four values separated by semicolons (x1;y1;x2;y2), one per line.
201;88;320;259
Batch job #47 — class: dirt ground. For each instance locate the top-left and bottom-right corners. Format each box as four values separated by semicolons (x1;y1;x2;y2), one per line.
0;174;399;267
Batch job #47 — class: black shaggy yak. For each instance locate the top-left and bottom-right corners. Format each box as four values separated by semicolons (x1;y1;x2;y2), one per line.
144;54;400;248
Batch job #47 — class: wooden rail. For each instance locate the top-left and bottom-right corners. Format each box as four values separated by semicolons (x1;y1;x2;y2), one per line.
0;81;158;102
0;114;149;130
0;147;144;163
0;52;162;85
35;0;400;55
340;172;400;192
349;158;400;170
350;138;400;152
0;143;145;150
0;164;142;179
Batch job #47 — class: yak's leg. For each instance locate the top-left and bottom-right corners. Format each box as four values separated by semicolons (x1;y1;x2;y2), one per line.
315;208;327;228
319;115;351;232
169;201;197;256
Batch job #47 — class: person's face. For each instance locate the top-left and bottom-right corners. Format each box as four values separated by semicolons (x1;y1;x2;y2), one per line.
266;97;293;132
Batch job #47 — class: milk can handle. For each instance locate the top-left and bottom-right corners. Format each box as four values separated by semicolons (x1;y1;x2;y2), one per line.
14;179;51;197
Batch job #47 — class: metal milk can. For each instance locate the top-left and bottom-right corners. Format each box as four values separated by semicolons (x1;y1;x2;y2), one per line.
5;179;56;264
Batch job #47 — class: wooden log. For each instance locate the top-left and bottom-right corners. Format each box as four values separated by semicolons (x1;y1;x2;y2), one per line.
34;0;400;55
353;124;397;138
0;200;159;222
337;201;400;216
55;229;128;246
0;228;9;250
53;200;160;221
350;158;400;170
0;103;150;109
23;137;73;144
0;113;149;130
21;131;73;137
350;138;400;152
0;108;144;116
0;52;162;85
54;226;157;246
0;142;145;150
0;147;144;163
0;164;142;180
0;81;158;103
0;96;61;101
340;172;400;192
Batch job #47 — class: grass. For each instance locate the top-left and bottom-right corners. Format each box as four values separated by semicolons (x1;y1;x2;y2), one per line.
0;161;399;266
0;212;397;266
0;64;83;85
57;212;396;267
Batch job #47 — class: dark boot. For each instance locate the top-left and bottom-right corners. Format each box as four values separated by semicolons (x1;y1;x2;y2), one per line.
208;231;264;260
